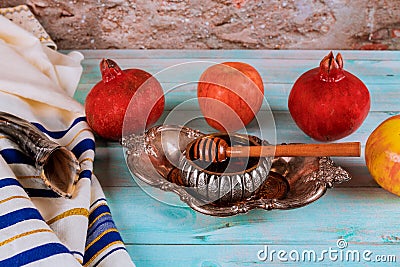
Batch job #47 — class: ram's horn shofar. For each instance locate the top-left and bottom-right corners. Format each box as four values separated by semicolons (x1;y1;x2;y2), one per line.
0;111;80;198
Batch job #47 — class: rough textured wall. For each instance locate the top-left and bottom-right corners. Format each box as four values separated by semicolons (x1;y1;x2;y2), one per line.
1;0;400;50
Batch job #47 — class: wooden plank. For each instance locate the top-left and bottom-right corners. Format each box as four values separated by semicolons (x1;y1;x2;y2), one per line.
75;83;400;112
72;49;400;61
104;187;400;246
78;58;399;85
94;146;133;187
126;244;398;267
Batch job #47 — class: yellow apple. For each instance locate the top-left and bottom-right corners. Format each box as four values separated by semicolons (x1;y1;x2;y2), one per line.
365;115;400;196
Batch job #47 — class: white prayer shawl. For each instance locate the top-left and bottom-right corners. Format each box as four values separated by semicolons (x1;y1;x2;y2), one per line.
0;15;135;267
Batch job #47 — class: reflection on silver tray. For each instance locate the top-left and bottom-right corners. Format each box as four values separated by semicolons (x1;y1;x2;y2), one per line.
122;125;351;217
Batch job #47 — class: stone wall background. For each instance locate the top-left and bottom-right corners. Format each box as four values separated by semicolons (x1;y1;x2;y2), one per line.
1;0;400;50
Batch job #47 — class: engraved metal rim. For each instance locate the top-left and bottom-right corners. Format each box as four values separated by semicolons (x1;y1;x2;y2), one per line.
179;152;271;204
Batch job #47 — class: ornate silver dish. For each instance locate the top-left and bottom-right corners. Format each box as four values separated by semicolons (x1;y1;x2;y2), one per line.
122;125;351;217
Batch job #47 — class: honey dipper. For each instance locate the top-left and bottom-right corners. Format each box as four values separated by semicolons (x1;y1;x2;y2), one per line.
187;136;361;162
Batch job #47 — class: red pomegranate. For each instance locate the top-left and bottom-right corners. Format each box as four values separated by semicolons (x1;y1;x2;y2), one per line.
197;62;264;132
288;52;370;141
85;59;164;141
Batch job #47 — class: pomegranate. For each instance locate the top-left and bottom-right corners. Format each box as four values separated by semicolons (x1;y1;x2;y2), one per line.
288;52;370;141
197;62;264;132
85;59;164;141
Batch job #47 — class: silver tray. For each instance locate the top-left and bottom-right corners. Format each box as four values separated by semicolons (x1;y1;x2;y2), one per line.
122;125;351;217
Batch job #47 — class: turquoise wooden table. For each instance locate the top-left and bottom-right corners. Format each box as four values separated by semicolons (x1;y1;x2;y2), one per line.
73;50;400;266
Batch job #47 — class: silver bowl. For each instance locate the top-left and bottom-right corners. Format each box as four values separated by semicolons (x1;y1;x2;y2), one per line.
179;133;273;204
122;125;351;217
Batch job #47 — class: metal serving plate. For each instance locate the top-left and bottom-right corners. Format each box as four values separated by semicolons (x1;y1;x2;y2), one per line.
122;125;351;217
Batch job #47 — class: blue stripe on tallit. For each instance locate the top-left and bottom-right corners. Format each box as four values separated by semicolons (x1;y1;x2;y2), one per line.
87;204;117;246
24;188;61;198
88;218;115;240
0;178;22;188
31;117;86;139
92;247;127;267
71;139;95;158
0;149;35;165
0;243;71;266
89;204;111;223
79;169;92;180
0;208;44;229
83;231;123;265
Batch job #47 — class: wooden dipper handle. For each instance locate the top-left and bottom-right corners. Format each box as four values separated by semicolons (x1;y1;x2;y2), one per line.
227;142;361;158
188;136;361;162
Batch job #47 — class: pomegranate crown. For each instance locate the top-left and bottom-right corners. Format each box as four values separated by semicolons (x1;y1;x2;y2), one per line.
100;58;123;83
319;51;345;82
